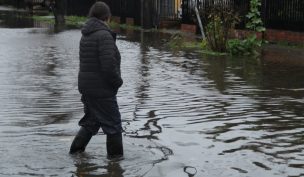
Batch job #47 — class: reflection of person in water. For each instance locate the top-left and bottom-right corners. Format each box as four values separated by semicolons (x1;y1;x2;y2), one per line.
75;161;124;177
69;2;124;159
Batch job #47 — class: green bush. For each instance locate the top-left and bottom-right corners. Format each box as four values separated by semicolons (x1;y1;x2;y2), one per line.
226;0;265;56
227;35;262;55
65;16;86;27
200;4;239;53
246;0;266;32
167;33;227;56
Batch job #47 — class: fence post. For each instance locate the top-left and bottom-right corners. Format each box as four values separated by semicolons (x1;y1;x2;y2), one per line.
194;6;205;39
120;0;126;24
141;0;153;28
261;0;267;40
261;0;266;28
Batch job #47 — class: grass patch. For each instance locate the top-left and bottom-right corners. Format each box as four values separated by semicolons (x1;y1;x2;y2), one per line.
32;15;55;24
167;34;227;56
65;15;86;27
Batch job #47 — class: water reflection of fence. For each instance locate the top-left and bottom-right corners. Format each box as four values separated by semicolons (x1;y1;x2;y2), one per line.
33;19;53;28
182;0;304;32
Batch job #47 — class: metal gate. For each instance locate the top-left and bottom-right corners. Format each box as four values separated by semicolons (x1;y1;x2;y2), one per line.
181;0;200;24
263;0;304;31
156;0;182;20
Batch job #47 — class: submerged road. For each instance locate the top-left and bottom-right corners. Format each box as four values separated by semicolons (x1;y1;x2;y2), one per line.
1;7;304;177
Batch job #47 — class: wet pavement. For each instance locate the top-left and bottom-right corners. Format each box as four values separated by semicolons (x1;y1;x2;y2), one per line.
0;6;304;177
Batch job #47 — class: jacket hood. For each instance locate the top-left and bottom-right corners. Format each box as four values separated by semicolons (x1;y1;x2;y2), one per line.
81;17;116;39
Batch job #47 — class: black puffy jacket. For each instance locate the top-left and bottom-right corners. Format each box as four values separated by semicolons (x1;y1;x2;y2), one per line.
78;17;123;98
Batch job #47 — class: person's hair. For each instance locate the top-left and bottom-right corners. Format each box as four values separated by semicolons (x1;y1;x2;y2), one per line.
88;1;111;21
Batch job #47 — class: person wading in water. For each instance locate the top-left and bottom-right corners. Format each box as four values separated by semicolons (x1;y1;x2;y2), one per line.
69;1;123;159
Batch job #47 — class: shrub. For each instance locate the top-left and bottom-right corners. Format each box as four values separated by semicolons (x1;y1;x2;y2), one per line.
227;0;265;56
246;0;266;32
200;4;239;52
227;35;262;55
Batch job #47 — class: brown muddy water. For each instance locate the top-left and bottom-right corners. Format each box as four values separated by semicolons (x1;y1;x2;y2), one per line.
0;6;304;177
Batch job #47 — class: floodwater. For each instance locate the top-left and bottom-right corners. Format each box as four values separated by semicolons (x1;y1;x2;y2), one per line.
1;6;304;177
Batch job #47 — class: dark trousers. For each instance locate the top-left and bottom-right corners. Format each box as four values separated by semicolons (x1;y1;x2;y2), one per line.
78;95;122;135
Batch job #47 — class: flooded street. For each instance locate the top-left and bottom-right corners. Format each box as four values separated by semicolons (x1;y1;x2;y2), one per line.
1;7;304;177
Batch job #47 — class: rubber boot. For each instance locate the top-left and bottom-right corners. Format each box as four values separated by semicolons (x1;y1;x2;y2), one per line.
69;127;92;154
106;133;123;159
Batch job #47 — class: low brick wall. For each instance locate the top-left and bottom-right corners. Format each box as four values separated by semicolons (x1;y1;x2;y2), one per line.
233;30;263;40
264;29;304;44
126;18;134;26
230;29;304;44
159;20;180;29
181;24;304;44
181;24;197;34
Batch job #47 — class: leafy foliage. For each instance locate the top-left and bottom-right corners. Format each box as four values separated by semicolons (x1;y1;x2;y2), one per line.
167;33;226;56
32;15;55;24
200;5;239;52
65;16;86;27
227;35;262;55
246;0;265;32
227;0;265;56
194;0;266;56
